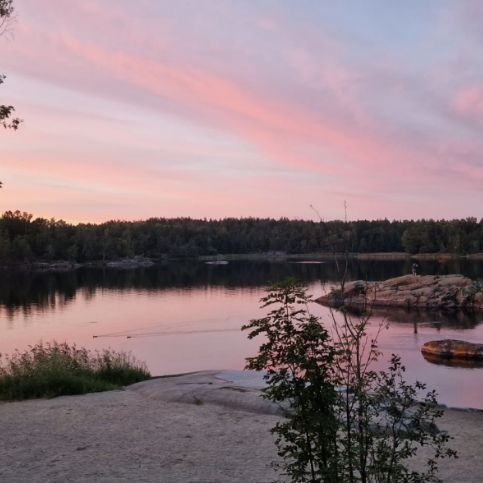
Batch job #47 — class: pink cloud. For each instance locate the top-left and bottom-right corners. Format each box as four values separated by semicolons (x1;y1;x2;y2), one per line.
1;2;481;221
47;33;431;186
453;85;483;121
4;16;415;176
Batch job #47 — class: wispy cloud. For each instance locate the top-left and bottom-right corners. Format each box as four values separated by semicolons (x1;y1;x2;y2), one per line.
1;0;482;221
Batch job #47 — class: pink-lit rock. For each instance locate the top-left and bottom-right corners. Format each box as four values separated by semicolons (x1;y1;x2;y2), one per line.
316;274;483;311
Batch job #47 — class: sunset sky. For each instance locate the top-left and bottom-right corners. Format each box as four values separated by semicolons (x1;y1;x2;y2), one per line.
1;0;482;223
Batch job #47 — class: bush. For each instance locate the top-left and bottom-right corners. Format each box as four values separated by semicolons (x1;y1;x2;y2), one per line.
243;279;456;483
0;342;151;400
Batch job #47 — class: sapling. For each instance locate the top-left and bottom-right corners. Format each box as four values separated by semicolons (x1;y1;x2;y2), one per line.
243;279;456;483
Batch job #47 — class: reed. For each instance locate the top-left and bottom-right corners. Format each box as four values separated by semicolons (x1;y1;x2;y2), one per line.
0;341;150;400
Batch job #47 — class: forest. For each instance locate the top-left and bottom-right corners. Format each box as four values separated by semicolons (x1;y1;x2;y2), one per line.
0;210;482;262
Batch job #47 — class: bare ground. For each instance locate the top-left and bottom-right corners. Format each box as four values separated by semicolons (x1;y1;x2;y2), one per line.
0;371;481;482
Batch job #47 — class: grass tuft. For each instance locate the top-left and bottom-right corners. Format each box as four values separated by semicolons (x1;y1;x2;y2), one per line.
0;341;151;400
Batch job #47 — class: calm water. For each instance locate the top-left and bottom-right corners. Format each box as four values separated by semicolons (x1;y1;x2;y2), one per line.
1;259;483;409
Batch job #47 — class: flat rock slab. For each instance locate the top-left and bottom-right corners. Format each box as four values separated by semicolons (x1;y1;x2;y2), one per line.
129;370;281;415
316;274;483;311
422;339;483;361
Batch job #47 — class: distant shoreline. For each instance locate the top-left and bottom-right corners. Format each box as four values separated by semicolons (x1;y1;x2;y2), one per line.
200;251;483;261
0;251;482;273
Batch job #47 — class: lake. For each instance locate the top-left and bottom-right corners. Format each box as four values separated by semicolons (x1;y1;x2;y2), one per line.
1;258;483;409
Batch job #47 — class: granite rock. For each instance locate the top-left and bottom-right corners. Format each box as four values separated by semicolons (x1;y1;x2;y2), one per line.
316;274;483;311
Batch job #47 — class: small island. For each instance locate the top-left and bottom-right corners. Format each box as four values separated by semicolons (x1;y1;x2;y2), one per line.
316;274;483;312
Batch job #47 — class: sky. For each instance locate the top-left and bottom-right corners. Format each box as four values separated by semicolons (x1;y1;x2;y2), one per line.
1;0;482;223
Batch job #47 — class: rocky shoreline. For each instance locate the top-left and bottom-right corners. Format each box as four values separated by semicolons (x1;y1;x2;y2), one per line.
316;274;483;312
0;256;158;272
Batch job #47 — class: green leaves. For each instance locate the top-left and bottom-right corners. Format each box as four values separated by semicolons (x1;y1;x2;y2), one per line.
243;280;341;482
0;75;21;129
0;0;13;20
243;280;456;482
0;342;151;400
1;0;22;131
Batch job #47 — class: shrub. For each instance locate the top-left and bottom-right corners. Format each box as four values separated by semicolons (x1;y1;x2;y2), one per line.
243;279;456;483
0;341;150;400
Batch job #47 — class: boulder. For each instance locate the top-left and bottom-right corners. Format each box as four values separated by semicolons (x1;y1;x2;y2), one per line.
421;339;483;361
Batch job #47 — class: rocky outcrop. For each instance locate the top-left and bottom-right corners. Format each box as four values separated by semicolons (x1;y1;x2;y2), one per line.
316;274;483;311
421;340;483;362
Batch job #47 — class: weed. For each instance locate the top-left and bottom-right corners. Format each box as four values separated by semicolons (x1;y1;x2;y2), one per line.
0;341;150;400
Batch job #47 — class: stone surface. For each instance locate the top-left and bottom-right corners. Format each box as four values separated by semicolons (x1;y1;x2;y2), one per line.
316;274;483;311
421;339;483;361
131;370;281;415
105;257;155;269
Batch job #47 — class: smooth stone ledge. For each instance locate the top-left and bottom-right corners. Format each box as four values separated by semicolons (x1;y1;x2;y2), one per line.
130;371;444;434
216;370;267;389
130;369;483;413
128;370;282;415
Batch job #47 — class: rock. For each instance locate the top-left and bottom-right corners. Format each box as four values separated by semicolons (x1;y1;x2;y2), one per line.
105;257;155;269
32;261;81;272
421;340;483;361
130;371;283;415
316;274;483;311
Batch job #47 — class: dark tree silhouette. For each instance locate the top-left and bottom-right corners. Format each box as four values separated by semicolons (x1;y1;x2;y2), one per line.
1;0;20;130
0;212;481;263
1;0;21;190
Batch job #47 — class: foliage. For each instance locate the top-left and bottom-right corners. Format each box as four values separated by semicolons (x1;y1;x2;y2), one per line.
1;1;21;131
0;0;13;24
368;356;454;482
243;280;456;482
0;75;21;130
243;280;340;481
1;0;20;190
0;341;151;400
0;211;482;263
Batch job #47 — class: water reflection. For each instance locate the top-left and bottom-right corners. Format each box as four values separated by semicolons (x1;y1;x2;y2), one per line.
2;258;482;319
1;259;483;408
422;353;483;368
372;308;482;330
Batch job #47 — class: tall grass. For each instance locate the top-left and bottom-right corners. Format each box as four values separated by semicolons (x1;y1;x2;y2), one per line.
0;342;151;400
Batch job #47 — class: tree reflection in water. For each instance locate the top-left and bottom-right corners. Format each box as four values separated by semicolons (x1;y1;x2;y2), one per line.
1;258;482;322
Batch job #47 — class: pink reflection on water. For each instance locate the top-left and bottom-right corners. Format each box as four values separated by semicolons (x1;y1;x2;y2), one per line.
0;286;267;375
1;281;482;409
311;304;483;409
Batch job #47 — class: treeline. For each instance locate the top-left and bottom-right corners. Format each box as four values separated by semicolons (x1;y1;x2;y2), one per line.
0;211;482;262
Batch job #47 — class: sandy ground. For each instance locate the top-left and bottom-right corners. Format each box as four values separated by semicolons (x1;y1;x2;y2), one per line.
0;371;482;483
